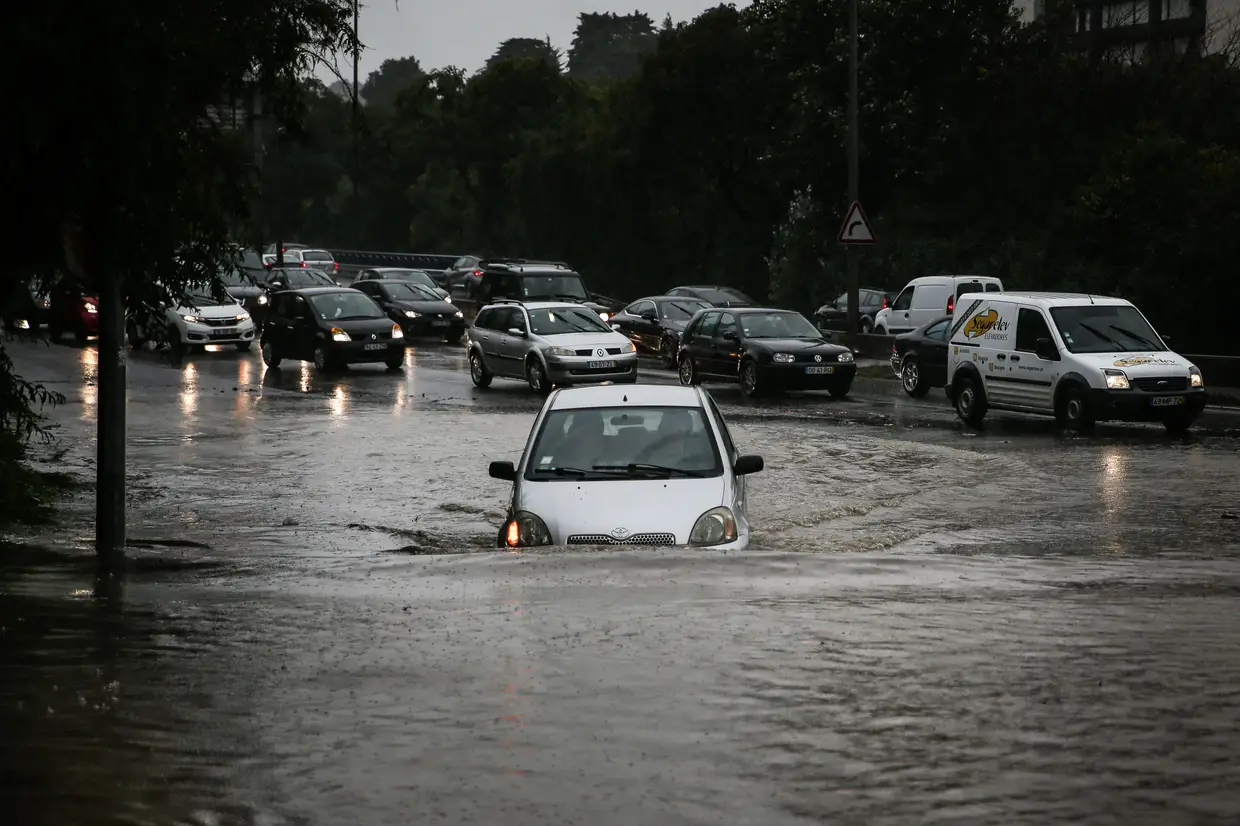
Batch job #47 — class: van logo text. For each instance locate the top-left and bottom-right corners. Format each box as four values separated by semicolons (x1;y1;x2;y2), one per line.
962;309;1009;339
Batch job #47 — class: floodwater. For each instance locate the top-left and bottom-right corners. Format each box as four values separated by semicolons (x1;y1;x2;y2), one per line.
2;336;1240;825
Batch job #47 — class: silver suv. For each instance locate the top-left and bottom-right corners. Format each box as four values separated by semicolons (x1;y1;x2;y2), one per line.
467;300;638;394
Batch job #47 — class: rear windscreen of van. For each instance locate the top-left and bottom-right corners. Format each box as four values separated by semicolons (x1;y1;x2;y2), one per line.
957;282;1001;299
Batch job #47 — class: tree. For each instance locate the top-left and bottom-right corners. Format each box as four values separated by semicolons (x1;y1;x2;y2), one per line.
361;56;425;106
487;37;563;71
567;12;658;80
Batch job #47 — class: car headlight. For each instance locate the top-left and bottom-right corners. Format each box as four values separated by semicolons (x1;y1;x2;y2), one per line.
445;296;453;304
772;353;794;363
405;310;422;318
547;346;575;357
84;302;98;314
620;341;636;354
391;324;404;339
504;511;553;548
331;327;351;342
454;311;464;318
236;312;251;322
180;314;203;324
598;312;611;322
257;294;269;305
1103;369;1130;390
838;351;855;362
689;506;738;547
1190;366;1203;388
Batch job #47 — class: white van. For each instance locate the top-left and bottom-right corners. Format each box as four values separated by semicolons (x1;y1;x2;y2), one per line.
945;292;1206;433
874;275;1003;335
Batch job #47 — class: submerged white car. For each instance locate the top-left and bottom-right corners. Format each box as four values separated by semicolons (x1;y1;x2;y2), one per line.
127;289;256;354
488;384;764;549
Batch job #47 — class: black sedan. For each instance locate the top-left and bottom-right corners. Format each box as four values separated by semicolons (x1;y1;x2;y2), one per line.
677;307;856;398
353;279;465;343
353;268;452;302
665;285;756;308
610;295;713;367
890;315;951;398
260;287;405;372
813;287;893;334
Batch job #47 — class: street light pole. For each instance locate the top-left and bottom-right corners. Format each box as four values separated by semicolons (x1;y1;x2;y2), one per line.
846;0;861;337
352;0;361;248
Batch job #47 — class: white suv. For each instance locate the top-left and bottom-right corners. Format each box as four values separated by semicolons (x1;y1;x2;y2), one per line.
875;274;1003;335
946;291;1206;433
487;383;764;548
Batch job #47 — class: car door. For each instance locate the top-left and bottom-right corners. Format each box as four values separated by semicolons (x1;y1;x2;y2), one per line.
888;285;914;333
288;294;317;360
705;393;745;514
263;293;291;351
1009;307;1057;411
612;301;642;347
687;311;719;373
472;308;499;370
921;318;951;386
492;307;527;376
963;299;1016;406
630;300;658;351
711;312;742;376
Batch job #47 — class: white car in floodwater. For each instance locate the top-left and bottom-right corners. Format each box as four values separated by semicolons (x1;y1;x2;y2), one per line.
488;383;764;549
127;289;256;356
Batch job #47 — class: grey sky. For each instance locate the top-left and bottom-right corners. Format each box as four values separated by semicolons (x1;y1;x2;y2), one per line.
326;1;747;82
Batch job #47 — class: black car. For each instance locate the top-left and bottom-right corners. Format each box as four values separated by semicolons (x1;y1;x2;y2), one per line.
890;315;951;398
677;307;857;398
813;287;893;334
263;267;338;293
353;267;452;301
477;261;621;318
2;279;52;331
666;285;756;308
610;295;714;367
218;268;270;322
353;279;465;343
232;246;268;282
260;287;405;372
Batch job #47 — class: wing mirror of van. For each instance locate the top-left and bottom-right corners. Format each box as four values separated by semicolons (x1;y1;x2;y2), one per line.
733;455;764;475
489;461;516;481
1035;337;1059;361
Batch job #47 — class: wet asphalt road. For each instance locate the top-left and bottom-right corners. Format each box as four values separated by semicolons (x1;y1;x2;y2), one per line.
3;335;1240;826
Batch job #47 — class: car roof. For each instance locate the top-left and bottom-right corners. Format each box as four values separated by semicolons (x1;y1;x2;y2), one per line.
959;291;1130;308
909;274;999;284
284;287;359;296
301;248;332;254
372;267;429;273
480;300;585;312
723;306;795;315
548;384;705;410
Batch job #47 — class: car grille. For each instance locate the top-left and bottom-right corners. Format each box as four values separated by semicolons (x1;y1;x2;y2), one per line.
573;347;624;356
1132;376;1187;392
568;365;633;376
566;533;676;546
361;331;393;341
204;316;246;327
796;352;838;363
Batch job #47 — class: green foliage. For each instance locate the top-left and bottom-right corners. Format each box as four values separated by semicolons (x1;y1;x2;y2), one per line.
567;12;658;80
488;38;563;71
361;56;426;106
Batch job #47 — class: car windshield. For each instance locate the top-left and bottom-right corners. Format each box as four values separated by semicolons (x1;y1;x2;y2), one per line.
526;406;723;480
308;292;385;321
217;269;253;288
661;299;711;320
1050;304;1166;354
281;269;333;287
741;311;820;338
695;287;751;304
529;307;610;335
303;250;333;262
239;249;264;269
384;282;440;302
520;275;589;301
379;269;434;287
182;292;224;307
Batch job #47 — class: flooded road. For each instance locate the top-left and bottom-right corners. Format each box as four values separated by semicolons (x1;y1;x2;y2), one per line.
3;336;1240;825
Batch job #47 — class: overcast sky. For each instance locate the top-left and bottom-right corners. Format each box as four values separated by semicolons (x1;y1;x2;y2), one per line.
323;1;747;82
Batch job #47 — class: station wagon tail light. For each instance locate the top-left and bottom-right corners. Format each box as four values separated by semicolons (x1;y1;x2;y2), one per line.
505;511;553;548
330;327;351;342
689;507;737;546
333;262;339;271
946;295;955;314
391;323;404;339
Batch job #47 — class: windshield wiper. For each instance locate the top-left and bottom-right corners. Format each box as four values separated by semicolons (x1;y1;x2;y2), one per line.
530;466;626;477
1079;322;1129;351
1109;324;1158;349
551;293;590;302
593;463;707;478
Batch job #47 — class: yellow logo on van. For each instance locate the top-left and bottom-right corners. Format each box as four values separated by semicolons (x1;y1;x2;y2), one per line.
963;309;1000;338
1113;356;1179;368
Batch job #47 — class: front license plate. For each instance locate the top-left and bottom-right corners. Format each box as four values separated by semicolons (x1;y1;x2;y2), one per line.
364;342;386;351
1150;396;1184;407
210;329;236;338
431;319;449;327
588;360;616;370
805;365;835;375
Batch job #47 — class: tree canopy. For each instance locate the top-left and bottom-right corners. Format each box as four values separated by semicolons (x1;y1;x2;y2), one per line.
361;56;426;106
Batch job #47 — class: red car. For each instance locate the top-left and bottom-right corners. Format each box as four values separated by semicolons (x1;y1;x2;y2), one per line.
48;284;100;343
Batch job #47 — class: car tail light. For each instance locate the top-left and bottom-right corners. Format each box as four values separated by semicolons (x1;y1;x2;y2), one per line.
300;261;307;267
946;295;955;314
882;296;889;309
472;269;482;277
333;262;339;271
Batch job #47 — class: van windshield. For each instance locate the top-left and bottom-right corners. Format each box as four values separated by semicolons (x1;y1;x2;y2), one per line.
1049;305;1166;354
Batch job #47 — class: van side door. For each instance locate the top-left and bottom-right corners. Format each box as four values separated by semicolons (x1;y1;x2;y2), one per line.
889;285;915;333
909;282;949;331
1010;307;1057;411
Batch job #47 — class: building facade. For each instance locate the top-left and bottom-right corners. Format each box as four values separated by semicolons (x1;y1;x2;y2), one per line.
1023;0;1240;60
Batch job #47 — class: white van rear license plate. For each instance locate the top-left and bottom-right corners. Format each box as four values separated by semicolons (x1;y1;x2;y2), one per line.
1150;396;1184;407
805;365;834;375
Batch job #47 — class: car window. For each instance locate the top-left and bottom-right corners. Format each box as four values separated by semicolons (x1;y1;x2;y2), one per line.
924;319;950;340
741;311;820;338
892;287;913;311
474;308;492;329
697;311;720;338
717;313;738;338
956;282;986;301
660;299;710;321
633;301;654;317
985;282;1002;292
911;285;947;310
704;394;736;460
307;292;385;321
353;281;376;295
387;282;440;301
303;250;333;262
1015;308;1053;353
834;293;848;311
518;274;589;302
528;306;611;335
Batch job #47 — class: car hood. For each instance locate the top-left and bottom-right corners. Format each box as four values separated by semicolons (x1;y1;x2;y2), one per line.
226;285;263;299
174;303;248;319
330;317;398;336
517;477;727;544
748;337;851;354
1072;351;1195;376
540;331;633;350
392;299;457;315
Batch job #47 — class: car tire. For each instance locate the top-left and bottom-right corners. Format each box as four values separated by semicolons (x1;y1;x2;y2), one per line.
385;352;405;370
678;354;700;386
469;351;492;388
1055;384;1095;432
74;320;88;345
861;317;873;334
526;358;551;396
48;318;63;341
261;340;281;368
445;332;463;345
828;382;851;399
875;325;888;336
954;373;988;427
901;356;930;398
126;320;145;350
1163;411;1196;434
168;335;186;363
313;343;332;373
235;342;252;352
659;338;676;368
740;359;761;398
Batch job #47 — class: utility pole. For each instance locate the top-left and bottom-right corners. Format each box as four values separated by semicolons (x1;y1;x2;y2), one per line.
352;0;361;248
846;0;861;337
96;267;126;565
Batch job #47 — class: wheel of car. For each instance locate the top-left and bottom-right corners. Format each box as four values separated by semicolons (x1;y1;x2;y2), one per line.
312;343;332;373
1163;412;1196;435
385;352;404;371
168;335;185;363
126;320;145;350
526;358;551;396
48;318;62;341
954;374;988;427
901;356;930;398
875;325;888;336
469;351;492;388
678;354;700;386
740;360;761;398
235;342;252;352
1055;385;1095;432
659;338;676;368
445;332;463;345
828;382;851;399
261;340;281;368
860;317;873;334
73;320;88;345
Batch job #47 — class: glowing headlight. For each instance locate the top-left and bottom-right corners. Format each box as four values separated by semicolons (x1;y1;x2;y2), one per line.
405;310;422;318
84;302;98;314
689;506;738;547
445;296;453;304
391;323;403;339
330;327;351;342
598;312;611;322
180;314;203;324
1103;369;1130;390
620;342;636;354
1190;366;1203;388
236;312;251;322
454;311;463;318
838;351;855;362
547;346;575;357
257;294;269;305
504;511;553;548
772;353;794;363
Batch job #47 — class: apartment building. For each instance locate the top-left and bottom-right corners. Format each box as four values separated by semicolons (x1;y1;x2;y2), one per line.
1023;0;1240;60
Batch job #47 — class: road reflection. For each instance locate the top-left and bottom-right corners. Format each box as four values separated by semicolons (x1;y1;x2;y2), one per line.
1097;447;1129;554
79;347;98;421
329;385;348;419
180;362;198;420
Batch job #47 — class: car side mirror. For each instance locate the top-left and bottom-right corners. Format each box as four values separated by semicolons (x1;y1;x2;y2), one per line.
640;310;657;321
722;331;739;343
507;327;527;338
611;324;622;332
733;455;764;476
489;460;516;481
1035;337;1059;361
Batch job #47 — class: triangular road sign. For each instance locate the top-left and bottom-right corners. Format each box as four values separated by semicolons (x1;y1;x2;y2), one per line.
837;201;876;244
